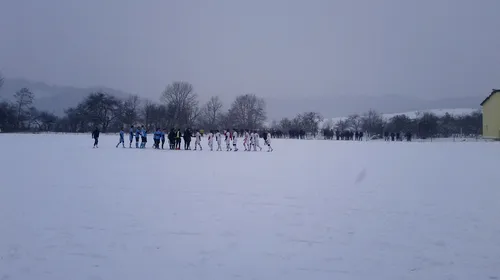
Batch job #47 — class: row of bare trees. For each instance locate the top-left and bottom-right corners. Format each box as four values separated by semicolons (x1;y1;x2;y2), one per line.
0;80;268;133
138;81;266;132
0;86;59;132
271;110;382;138
269;108;482;139
0;73;482;137
318;110;482;139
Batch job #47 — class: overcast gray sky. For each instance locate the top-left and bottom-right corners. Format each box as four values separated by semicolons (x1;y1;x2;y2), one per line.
0;0;499;102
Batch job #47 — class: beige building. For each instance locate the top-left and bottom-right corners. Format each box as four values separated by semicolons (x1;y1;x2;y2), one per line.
481;89;500;139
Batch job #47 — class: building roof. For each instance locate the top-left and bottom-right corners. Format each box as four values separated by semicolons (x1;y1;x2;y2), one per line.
480;89;500;106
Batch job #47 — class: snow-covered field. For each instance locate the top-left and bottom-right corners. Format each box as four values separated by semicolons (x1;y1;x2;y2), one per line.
1;133;499;280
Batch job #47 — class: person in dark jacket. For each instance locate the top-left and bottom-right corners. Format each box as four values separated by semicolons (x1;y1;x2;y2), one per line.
175;129;182;150
183;128;192;150
135;127;141;148
161;128;166;149
92;127;100;148
168;129;175;149
129;125;135;148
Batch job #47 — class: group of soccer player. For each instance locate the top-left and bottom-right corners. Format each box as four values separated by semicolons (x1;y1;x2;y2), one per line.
205;129;273;152
112;125;273;152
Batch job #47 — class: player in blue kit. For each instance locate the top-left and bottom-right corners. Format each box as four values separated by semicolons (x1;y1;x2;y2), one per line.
140;126;147;148
116;128;125;148
129;125;135;148
135;127;141;148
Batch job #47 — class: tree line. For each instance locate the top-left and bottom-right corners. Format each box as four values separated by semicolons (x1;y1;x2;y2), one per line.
0;74;482;139
271;109;481;139
323;110;481;139
0;80;267;133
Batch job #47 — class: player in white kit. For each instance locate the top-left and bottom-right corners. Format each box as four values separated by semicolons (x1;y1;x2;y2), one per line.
225;130;232;151
243;130;249;151
232;130;239;151
249;131;254;151
216;130;222;151
265;131;273;152
194;130;202;151
253;131;262;151
207;131;214;151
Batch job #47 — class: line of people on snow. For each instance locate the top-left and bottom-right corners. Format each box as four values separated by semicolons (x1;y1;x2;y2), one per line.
92;125;273;152
383;131;413;142
323;129;365;140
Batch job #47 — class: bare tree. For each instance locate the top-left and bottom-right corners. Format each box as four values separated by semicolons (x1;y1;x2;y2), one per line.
160;81;199;128
322;119;334;130
82;92;121;132
228;93;266;129
269;120;278;129
299;112;323;136
291;114;303;130
37;111;58;131
187;105;202;128
335;119;349;131
218;112;232;129
0;101;17;132
0;72;4;90
347;114;362;131
141;100;156;129
361;109;384;136
279;117;293;132
120;95;141;125
14;88;35;129
201;96;224;129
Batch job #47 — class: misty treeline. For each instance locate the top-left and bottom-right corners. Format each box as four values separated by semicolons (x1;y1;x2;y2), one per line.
0;81;268;133
269;109;481;139
318;110;482;139
0;74;482;138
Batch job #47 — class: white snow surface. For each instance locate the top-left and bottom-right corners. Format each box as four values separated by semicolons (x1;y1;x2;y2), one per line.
1;133;500;280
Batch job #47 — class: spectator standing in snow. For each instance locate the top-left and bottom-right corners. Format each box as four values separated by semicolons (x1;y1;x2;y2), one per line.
92;127;100;148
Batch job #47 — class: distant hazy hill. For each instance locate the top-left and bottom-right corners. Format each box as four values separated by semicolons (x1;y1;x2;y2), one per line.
0;78;132;116
0;77;483;119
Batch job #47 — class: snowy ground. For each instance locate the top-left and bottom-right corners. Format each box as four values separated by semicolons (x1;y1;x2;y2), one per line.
1;133;499;280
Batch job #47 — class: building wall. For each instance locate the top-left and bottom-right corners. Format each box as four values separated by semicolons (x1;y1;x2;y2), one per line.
483;93;500;139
